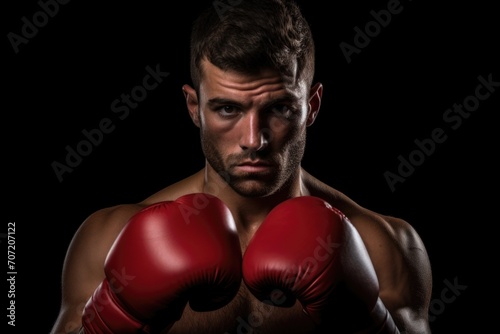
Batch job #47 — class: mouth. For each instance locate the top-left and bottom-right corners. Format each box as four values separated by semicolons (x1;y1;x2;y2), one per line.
234;160;274;173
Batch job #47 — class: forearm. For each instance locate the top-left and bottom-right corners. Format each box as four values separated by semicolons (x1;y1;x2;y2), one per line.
390;307;432;334
369;298;400;334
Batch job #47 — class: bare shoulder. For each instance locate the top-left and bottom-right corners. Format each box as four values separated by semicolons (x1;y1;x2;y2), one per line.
73;203;146;251
66;169;206;272
64;203;149;290
51;203;147;333
303;170;432;330
303;169;429;257
61;170;207;294
141;169;206;204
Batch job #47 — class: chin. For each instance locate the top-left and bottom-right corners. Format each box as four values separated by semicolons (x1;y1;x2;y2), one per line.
229;178;281;198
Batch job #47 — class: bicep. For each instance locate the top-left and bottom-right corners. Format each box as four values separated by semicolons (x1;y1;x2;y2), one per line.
379;220;433;333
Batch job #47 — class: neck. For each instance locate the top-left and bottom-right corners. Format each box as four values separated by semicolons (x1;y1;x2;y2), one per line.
202;163;307;230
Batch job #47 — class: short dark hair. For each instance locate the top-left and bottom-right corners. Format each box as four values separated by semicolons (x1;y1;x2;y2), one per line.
190;0;315;91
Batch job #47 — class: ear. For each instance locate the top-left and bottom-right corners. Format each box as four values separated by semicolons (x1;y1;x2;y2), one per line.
182;84;201;128
306;82;323;126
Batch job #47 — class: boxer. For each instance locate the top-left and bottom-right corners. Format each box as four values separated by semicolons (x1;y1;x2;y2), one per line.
51;0;432;333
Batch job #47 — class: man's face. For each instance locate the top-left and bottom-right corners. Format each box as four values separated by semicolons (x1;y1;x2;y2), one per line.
185;60;320;198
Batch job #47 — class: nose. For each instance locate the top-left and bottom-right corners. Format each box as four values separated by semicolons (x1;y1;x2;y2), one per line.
239;113;269;153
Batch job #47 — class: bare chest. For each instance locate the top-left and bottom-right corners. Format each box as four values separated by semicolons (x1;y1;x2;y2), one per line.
166;282;316;334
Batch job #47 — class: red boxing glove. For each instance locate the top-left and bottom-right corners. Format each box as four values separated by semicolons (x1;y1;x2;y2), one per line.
82;193;242;333
242;196;399;333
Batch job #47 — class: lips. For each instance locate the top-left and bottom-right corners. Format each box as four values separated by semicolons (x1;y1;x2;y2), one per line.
238;160;272;166
234;160;273;173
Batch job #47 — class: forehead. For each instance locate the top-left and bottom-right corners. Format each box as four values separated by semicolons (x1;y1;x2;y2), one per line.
198;59;306;101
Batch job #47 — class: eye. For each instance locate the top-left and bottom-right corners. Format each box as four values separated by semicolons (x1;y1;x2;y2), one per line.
270;104;294;118
217;105;240;118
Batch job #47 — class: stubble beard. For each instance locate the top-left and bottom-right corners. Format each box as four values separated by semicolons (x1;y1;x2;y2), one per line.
200;128;306;198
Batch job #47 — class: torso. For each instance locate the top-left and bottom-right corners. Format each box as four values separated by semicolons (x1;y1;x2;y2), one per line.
167;285;316;333
104;168;405;334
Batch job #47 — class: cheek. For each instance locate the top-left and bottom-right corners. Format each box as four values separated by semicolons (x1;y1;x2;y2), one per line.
266;117;304;147
202;116;239;148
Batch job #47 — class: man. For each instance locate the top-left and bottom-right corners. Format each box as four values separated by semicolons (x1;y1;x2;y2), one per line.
51;0;432;333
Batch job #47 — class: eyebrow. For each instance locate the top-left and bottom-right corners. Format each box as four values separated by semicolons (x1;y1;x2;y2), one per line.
207;94;300;109
207;98;242;108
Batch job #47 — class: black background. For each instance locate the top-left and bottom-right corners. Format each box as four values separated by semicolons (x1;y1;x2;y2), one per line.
3;0;498;332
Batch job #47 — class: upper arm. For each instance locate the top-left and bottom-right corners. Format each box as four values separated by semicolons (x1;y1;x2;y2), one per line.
348;210;432;334
369;216;433;334
50;205;143;334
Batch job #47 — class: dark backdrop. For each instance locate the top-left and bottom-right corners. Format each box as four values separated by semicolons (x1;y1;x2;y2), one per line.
4;0;498;332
